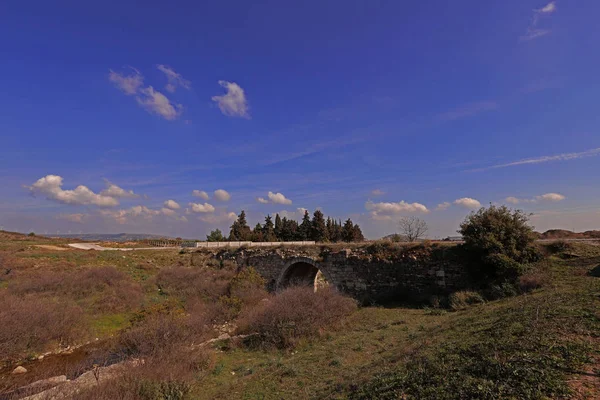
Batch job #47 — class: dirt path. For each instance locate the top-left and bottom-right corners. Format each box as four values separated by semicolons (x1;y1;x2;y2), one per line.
67;243;176;251
34;245;69;251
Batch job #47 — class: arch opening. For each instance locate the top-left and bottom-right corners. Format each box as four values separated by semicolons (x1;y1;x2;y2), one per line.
279;261;329;291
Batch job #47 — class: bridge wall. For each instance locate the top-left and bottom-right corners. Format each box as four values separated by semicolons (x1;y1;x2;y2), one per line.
202;244;470;303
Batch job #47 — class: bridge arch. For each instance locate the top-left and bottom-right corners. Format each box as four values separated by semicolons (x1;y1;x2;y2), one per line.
276;257;330;291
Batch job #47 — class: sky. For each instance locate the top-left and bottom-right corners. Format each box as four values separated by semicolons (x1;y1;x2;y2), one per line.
1;0;599;239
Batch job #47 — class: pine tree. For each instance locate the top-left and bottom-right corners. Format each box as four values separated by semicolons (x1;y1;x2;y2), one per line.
311;210;328;242
206;229;224;242
229;210;252;241
342;218;355;242
326;217;333;241
252;222;264;242
352;224;365;242
298;210;312;240
274;213;282;241
263;215;276;241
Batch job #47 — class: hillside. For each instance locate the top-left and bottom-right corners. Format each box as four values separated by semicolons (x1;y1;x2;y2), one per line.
0;235;598;399
49;233;175;242
536;229;600;239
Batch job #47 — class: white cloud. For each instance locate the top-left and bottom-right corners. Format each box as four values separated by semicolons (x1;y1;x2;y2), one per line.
454;198;482;209
189;202;216;213
211;81;250;118
435;202;451;211
277;208;309;220
477;147;600;171
157;65;191;93
370;189;385;197
268;191;292;205
536;193;566;202
522;1;557;41
505;193;566;205
164;199;181;210
256;191;293;205
160;207;177;217
108;68;144;95
109;67;183;121
198;211;237;224
505;196;521;205
29;175;119;207
100;205;161;224
213;189;231;202
57;213;86;223
100;181;138;199
366;200;429;221
539;1;557;14
438;101;498;121
136;86;183;120
192;190;210;200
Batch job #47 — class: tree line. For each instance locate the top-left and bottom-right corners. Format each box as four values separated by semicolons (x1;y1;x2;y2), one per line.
206;210;365;243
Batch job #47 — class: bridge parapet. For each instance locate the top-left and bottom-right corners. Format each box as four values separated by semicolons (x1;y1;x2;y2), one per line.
196;243;470;303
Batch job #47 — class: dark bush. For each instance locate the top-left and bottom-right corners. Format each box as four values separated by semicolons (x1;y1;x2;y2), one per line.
459;205;540;283
448;291;485;311
237;286;357;349
546;240;573;254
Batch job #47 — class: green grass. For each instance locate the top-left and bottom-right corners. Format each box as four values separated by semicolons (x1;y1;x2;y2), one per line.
190;250;600;400
90;313;132;336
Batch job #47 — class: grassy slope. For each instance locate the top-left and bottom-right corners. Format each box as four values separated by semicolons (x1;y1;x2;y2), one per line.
193;244;600;399
1;232;598;399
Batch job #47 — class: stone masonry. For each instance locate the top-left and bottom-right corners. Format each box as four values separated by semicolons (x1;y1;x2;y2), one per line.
195;243;470;303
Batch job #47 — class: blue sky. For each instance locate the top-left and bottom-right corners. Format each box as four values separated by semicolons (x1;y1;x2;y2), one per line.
1;0;599;239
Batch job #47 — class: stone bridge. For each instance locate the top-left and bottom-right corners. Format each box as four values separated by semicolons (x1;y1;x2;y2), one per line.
193;244;470;303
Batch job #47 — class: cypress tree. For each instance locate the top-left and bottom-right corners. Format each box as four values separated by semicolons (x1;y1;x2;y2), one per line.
311;210;328;242
274;213;282;240
263;215;276;241
298;210;312;240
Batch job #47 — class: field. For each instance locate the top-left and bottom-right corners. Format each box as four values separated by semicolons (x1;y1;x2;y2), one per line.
0;231;598;399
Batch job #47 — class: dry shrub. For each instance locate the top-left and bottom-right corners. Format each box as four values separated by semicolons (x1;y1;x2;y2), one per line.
0;293;83;361
449;291;485;311
518;272;548;293
75;348;213;400
219;267;269;318
156;266;235;301
9;266;143;313
237;286;357;349
119;308;214;358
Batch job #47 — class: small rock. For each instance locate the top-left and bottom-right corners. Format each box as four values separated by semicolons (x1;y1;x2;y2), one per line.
12;366;27;375
37;355;44;360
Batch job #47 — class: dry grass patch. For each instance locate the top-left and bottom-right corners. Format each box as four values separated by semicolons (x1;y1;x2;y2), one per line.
237;286;357;349
0;293;84;362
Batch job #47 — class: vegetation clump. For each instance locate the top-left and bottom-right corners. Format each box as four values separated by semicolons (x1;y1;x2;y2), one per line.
237;286;357;349
459;205;541;284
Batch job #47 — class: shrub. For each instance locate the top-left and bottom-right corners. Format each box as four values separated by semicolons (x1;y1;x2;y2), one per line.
237;286;357;349
518;272;548;293
459;205;540;283
76;347;212;400
156;266;234;301
449;291;485;311
0;293;83;361
10;266;143;313
547;240;573;254
486;282;519;300
225;267;268;312
119;309;213;357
